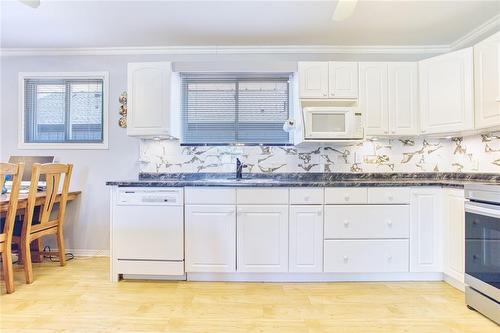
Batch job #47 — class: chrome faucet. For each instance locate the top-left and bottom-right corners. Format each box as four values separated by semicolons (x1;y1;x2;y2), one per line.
236;158;247;180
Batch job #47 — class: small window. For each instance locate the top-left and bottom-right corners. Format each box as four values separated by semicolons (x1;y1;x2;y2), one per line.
20;72;108;149
181;73;291;145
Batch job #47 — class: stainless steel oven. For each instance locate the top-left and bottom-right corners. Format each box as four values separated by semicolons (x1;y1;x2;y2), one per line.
464;184;500;324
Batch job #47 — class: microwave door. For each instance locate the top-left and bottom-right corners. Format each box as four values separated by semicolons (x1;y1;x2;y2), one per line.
306;111;350;139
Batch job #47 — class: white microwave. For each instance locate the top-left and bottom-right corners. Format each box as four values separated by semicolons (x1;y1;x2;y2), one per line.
302;106;364;140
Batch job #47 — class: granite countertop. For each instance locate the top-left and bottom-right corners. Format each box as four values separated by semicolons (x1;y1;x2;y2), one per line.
106;172;500;188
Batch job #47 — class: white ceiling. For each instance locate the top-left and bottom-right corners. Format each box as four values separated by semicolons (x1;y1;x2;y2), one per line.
1;0;499;49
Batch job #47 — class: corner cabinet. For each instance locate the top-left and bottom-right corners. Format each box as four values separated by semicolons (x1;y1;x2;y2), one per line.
298;61;358;99
127;62;178;138
410;188;442;272
474;31;500;130
442;188;465;286
419;48;474;135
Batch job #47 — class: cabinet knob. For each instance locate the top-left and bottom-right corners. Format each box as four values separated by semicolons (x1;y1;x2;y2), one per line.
421;129;426;133
343;256;349;263
388;196;394;201
317;211;322;216
323;93;328;97
344;195;350;201
392;131;396;134
387;220;393;227
387;256;393;262
384;131;388;134
304;196;310;201
343;220;349;227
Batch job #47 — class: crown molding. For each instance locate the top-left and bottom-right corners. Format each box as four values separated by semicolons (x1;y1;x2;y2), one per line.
450;13;500;50
2;14;498;57
0;44;450;57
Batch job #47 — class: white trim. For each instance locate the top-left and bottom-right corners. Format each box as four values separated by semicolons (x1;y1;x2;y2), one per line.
18;71;109;150
450;14;500;50
186;272;444;282
38;248;110;257
443;274;465;292
0;44;450;57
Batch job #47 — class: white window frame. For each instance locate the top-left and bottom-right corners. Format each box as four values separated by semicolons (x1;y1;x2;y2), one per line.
18;71;109;150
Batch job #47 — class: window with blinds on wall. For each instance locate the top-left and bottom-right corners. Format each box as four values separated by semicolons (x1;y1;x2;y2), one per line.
24;78;104;143
181;74;291;145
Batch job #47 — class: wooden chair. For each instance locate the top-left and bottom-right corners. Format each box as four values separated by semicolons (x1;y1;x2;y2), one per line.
13;163;73;284
0;162;24;293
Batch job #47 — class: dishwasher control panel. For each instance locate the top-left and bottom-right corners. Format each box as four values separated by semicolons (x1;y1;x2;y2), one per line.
117;188;184;205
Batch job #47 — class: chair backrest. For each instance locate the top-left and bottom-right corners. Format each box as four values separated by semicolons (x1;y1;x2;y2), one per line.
23;163;73;235
0;163;24;239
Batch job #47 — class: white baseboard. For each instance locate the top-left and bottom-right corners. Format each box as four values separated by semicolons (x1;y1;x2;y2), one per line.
186;272;444;283
46;248;110;257
443;274;465;291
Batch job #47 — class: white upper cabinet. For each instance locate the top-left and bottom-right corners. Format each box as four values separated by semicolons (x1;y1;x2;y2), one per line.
359;62;389;136
419;48;474;135
127;62;174;138
474;31;500;130
328;62;359;98
298;61;358;99
298;62;329;98
388;63;419;136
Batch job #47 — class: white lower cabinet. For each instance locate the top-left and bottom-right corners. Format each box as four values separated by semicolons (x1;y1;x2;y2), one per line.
443;189;465;284
185;205;236;272
237;205;289;272
289;205;323;272
410;188;443;272
324;240;409;273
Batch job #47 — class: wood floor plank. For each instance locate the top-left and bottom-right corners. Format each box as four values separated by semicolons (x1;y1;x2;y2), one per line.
1;257;498;332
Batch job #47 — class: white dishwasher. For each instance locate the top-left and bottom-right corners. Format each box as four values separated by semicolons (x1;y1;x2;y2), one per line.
112;188;184;279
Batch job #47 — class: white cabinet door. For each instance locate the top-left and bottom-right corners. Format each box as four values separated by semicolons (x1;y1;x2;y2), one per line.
185;205;236;272
359;62;389;136
419;48;474;134
237;205;289;272
329;62;358;98
289;206;323;272
127;62;172;137
443;189;465;284
298;62;329;98
474;32;500;130
388;63;419;136
410;188;442;272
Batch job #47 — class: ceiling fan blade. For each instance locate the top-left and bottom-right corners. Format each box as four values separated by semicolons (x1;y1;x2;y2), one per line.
332;0;358;21
18;0;41;8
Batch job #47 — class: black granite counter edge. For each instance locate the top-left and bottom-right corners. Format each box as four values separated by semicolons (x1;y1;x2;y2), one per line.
105;180;495;188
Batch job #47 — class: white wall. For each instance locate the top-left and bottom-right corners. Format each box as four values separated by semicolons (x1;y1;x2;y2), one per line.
0;51;495;252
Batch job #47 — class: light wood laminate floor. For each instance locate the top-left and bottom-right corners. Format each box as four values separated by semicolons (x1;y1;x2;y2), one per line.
0;257;498;333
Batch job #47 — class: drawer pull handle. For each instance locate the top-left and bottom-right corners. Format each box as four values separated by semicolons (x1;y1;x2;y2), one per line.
344;195;350;201
343;256;349;263
343;220;349;227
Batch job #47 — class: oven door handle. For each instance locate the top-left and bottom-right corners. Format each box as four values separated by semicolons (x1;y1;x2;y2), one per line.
465;202;500;219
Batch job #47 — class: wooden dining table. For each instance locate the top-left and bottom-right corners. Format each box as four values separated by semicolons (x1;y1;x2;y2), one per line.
0;191;81;213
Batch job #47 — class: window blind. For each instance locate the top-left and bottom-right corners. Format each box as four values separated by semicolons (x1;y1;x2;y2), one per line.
24;78;104;143
181;74;291;145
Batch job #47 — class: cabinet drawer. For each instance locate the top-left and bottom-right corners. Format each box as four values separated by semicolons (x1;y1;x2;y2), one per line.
368;188;410;204
290;188;324;205
324;240;409;273
237;188;289;205
185;187;236;205
325;188;368;204
324;205;409;239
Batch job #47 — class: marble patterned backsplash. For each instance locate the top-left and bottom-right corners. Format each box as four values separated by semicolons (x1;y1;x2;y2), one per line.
139;133;500;174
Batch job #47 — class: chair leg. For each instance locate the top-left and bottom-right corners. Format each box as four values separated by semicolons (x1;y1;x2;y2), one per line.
1;248;15;294
57;228;66;267
21;237;33;284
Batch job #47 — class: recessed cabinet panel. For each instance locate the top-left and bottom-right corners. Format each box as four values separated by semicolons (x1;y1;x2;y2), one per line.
324;239;409;273
329;62;358;98
127;62;172;137
289;206;323;272
388;63;419;136
237;205;289;272
359;63;389;136
185;205;236;272
298;62;329;98
474;32;500;130
419;48;474;134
